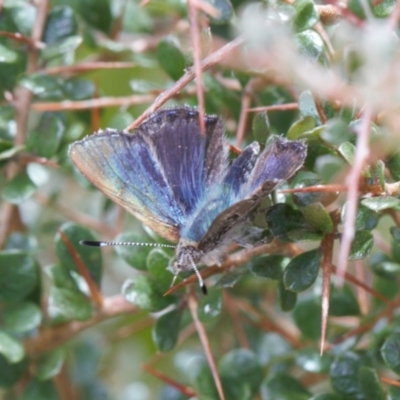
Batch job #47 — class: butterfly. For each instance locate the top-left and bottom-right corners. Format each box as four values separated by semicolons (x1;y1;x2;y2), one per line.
68;106;307;294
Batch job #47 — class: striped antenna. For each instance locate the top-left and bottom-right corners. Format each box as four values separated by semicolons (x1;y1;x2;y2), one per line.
80;240;176;249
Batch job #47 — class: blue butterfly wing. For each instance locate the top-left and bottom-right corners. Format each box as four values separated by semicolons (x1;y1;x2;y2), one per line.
69;130;184;241
137;107;228;216
69;107;228;242
194;138;307;252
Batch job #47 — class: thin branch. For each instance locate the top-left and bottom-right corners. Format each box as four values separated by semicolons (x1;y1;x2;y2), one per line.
126;35;245;131
336;107;372;285
57;229;104;307
188;290;226;400
247;103;298;112
236;88;252;147
25;295;137;356
187;0;206;133
320;233;334;355
41;62;137;75
31;94;155;112
142;364;197;398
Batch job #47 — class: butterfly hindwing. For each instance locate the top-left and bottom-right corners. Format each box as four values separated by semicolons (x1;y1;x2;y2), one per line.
197;138;307;253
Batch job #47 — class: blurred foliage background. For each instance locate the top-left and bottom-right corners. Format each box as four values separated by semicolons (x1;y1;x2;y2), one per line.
2;0;400;399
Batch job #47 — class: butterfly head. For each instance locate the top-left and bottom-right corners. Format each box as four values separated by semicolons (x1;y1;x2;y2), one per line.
173;239;207;294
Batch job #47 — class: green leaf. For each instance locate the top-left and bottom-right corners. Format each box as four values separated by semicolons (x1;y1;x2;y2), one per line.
63;78;95;100
44;6;78;44
295;30;326;62
8;3;36;36
0;331;24;363
292;0;319;32
329;285;361;316
338;141;356;164
27;112;65;158
391;227;400;242
0;251;39;303
298;91;320;123
185;355;218;397
293;298;321;340
359;367;385;400
295;348;332;373
330;352;364;398
197;288;222;323
79;0;112;34
278;279;297;311
0;354;27;388
204;0;234;24
387;152;400;181
36;348;65;381
157;37;186;81
41;36;82;60
2;171;37;204
388;385;400;400
266;204;308;237
252;112;270;145
320;119;353;146
373;0;396;17
19;73;64;99
48;287;92;321
114;231;153;271
0;43;18;63
309;395;341;400
348;230;373;260
215;265;248;288
146;248;173;291
314;154;346;182
122;276;174;312
20;379;59;400
249;255;289;280
350;203;379;231
260;372;310;400
283;249;321;292
301;202;333;234
152;309;182;352
381;333;400;374
219;349;263;400
287;116;316;140
55;222;102;287
361;196;400;212
3;302;42;332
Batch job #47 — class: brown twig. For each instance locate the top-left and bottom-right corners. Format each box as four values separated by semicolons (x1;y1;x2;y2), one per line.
126;35;245;131
31;94;155;112
25;295;137;356
142;364;197;398
236;88;252;147
247;103;298;112
188;289;226;400
57;229;104;307
223;292;250;349
188;0;206;133
320;234;333;355
0;0;49;248
42;61;137;75
336;107;372;284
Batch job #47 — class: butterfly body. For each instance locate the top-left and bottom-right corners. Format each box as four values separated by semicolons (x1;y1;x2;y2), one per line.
69;107;307;282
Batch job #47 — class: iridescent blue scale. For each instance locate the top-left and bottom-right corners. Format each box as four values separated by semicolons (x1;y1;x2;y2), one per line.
68;106;307;288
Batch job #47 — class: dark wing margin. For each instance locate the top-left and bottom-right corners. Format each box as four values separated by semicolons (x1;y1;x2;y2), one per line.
68;130;182;242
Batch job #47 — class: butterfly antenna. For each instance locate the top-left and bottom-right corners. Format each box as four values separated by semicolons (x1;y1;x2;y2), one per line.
188;255;208;295
80;240;176;249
